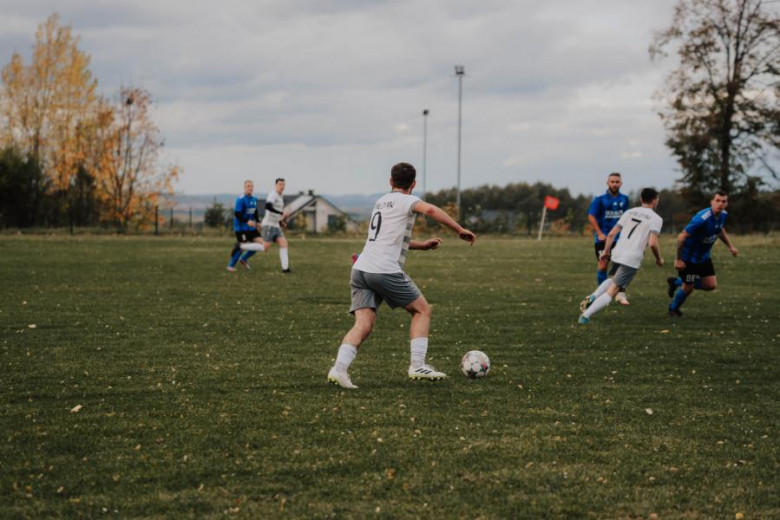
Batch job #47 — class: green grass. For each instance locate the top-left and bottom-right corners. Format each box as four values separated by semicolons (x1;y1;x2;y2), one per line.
1;235;779;519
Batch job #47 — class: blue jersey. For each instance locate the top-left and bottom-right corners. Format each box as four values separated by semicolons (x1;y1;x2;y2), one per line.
233;195;258;232
681;207;728;263
588;191;629;242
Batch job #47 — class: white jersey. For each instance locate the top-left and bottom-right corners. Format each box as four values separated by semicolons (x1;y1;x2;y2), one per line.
261;191;284;228
611;206;663;269
353;192;420;274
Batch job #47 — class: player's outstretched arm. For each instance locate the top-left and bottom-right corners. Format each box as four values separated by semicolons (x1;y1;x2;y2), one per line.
413;201;476;245
649;233;664;267
602;225;621;258
410;238;442;251
718;228;738;257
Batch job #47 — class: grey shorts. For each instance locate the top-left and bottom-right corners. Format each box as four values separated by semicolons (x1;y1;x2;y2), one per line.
611;263;639;289
261;226;284;243
349;269;422;313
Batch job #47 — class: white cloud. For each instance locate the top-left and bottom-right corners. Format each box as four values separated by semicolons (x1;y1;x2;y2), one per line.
0;0;683;197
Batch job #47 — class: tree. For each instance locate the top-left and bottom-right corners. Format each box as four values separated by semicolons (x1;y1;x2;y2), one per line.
204;199;228;228
0;146;47;228
0;13;98;191
650;0;780;204
94;87;180;228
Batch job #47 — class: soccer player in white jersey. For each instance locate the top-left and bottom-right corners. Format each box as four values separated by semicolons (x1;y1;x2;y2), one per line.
261;178;292;273
327;162;477;389
578;188;664;324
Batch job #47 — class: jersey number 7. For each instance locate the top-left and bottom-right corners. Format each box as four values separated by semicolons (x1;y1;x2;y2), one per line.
627;218;642;239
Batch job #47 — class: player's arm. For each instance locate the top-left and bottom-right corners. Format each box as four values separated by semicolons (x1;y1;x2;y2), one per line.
601;224;621;257
718;228;739;257
409;238;442;251
265;202;283;215
648;232;664;266
587;199;606;241
413;201;476;245
674;230;690;270
588;214;606;241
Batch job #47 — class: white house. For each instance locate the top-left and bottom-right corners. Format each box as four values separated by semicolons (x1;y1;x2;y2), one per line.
282;191;358;233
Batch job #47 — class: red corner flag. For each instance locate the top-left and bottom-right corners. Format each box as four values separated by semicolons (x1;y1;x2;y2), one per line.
544;196;560;211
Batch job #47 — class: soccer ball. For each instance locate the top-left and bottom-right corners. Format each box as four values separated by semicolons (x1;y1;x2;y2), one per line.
461;350;490;379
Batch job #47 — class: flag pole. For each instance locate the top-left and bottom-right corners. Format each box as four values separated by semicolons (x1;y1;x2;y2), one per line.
537;205;547;241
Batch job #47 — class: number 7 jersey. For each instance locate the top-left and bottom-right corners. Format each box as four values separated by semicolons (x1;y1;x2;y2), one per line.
610;206;663;269
353;191;421;274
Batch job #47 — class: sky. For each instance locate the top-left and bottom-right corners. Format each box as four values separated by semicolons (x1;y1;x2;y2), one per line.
0;0;685;197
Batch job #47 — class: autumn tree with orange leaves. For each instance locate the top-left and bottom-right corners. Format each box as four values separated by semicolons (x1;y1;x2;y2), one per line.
0;14;179;229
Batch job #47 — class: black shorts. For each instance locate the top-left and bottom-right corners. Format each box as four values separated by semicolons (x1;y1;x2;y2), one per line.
235;229;261;243
678;258;716;284
594;240;620;261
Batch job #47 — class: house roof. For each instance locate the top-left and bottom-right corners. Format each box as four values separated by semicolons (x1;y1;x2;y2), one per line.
284;193;352;221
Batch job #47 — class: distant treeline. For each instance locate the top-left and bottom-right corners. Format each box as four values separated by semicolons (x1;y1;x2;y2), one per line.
421;182;780;235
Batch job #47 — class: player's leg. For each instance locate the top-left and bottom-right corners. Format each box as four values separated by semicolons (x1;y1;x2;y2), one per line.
329;309;375;389
239;233;265;269
228;232;246;271
670;260;714;316
595;241;608;285
697;275;717;291
580;265;636;323
403;295;446;380
328;270;381;389
277;235;291;273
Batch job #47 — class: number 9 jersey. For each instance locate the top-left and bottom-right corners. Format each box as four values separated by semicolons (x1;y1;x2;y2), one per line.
353;192;421;274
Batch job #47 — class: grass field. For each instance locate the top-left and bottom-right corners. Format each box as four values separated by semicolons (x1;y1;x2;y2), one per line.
2;234;779;519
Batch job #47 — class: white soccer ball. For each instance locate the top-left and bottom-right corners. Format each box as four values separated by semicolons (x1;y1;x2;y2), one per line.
461;350;490;379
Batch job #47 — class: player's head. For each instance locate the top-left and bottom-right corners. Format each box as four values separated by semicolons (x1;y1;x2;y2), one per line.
275;178;285;194
607;172;622;194
390;162;417;192
640;187;659;208
711;190;728;214
243;180;254;196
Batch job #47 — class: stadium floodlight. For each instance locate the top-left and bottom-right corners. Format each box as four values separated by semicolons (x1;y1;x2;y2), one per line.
455;65;465;218
422;109;429;201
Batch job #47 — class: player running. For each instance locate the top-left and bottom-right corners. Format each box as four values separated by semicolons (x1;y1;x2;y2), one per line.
579;188;664;324
227;180;265;272
588;172;631;305
667;191;738;317
327;162;477;389
261;178;292;273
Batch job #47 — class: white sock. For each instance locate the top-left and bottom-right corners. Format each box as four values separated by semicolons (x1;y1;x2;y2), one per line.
592;279;614;299
280;248;289;270
239;242;264;252
583;293;612;319
410;337;428;369
335;344;357;373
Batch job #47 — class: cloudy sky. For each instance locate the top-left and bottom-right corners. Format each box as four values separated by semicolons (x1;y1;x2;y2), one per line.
1;0;685;197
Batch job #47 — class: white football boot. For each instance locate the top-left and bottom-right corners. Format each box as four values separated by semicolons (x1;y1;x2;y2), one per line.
615;292;630;306
408;364;447;381
327;367;358;389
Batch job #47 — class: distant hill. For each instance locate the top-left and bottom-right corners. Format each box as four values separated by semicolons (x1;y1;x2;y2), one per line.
171;192;383;222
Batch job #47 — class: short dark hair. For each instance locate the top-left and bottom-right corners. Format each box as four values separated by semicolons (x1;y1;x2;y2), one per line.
391;162;416;190
712;190;728;198
608;172;621;178
275;178;285;184
640;188;659;203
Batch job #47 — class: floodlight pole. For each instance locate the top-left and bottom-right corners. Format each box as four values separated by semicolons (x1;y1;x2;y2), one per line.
455;65;465;219
422;109;429;200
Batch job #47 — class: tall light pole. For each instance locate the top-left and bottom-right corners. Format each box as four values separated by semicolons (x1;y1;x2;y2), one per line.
422;109;429;200
455;65;465;218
